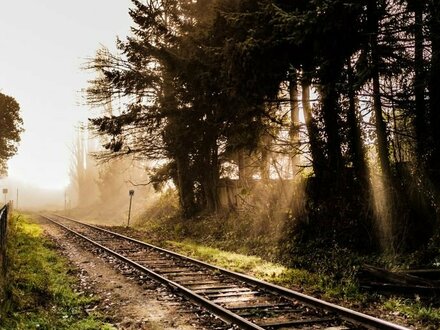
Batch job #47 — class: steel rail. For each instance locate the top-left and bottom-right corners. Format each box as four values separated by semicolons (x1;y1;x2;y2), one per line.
47;214;410;330
41;214;263;329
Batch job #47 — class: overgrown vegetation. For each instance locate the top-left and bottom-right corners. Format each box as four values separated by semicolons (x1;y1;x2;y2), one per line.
0;214;113;330
134;214;440;328
136;203;364;295
167;240;361;299
85;0;440;257
130;194;440;327
383;298;440;328
136;191;440;268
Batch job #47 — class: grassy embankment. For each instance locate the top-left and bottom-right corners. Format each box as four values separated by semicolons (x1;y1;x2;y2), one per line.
166;241;440;328
128;191;440;328
0;213;114;330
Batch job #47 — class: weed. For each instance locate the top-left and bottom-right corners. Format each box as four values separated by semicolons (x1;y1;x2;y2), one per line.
384;298;440;328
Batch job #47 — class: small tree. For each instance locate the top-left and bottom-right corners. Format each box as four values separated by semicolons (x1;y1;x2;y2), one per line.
0;93;24;176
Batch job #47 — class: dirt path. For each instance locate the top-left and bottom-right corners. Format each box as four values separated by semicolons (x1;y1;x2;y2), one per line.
37;216;215;330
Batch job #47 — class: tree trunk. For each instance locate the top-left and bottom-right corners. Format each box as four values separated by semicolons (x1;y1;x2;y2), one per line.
429;1;440;181
175;152;197;218
238;149;252;184
368;0;392;179
301;73;326;180
200;132;220;213
319;68;344;179
413;0;427;163
289;71;300;175
347;62;369;187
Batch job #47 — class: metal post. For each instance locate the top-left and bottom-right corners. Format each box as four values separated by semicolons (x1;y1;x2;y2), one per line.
127;189;134;227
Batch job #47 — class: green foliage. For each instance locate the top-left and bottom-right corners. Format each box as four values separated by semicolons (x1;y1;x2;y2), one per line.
168;240;320;290
135;199;366;299
383;298;440;328
1;214;114;330
86;0;440;256
133;194;440;327
404;231;440;269
135;189;179;228
165;238;365;301
0;93;24;176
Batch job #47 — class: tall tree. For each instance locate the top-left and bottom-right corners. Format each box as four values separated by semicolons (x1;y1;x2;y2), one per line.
68;127;99;207
408;0;428;162
428;0;440;183
345;60;368;188
85;0;440;251
367;0;392;180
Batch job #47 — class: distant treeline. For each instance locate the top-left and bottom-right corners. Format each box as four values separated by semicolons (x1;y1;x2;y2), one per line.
86;0;440;253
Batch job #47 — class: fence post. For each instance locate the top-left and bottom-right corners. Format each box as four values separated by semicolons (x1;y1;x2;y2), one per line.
0;204;9;307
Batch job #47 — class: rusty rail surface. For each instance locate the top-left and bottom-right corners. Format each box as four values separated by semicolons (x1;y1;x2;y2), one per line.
42;213;410;330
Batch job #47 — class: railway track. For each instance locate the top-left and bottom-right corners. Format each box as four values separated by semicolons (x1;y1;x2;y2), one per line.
41;214;410;330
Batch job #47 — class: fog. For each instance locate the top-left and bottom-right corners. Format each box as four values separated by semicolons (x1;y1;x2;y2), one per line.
61;153;159;225
0;157;160;228
0;177;65;210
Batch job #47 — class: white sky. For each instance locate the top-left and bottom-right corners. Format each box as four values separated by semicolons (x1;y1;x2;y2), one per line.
0;0;132;190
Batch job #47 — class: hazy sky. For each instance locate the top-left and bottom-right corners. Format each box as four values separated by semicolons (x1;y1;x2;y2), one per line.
0;0;132;190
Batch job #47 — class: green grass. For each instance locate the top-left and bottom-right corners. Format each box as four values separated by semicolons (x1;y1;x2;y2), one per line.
163;239;440;328
165;240;363;300
129;196;440;328
165;240;440;327
383;298;440;329
0;213;114;330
